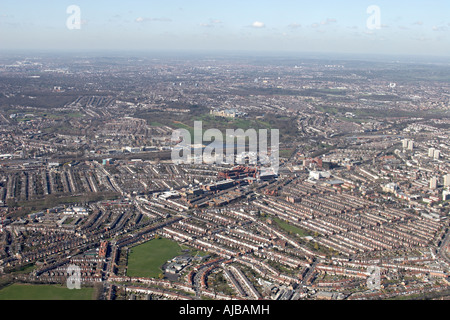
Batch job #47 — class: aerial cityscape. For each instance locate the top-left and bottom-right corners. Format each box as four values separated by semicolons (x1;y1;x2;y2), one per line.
0;1;449;306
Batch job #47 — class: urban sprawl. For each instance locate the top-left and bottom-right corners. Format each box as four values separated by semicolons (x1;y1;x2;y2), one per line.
0;54;449;301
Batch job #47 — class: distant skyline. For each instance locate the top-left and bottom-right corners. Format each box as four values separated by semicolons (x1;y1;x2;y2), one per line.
1;0;449;57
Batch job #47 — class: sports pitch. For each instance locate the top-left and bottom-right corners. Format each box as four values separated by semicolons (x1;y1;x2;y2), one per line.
126;237;182;278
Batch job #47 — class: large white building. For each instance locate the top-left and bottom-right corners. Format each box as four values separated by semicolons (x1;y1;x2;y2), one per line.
428;148;435;157
402;139;409;149
383;183;399;193
443;189;450;201
210;109;237;118
430;177;438;190
434;150;440;160
63;206;89;215
427;147;440;159
444;174;450;187
309;171;331;180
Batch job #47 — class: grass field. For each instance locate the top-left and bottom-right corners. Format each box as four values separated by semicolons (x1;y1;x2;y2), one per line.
0;284;94;300
279;148;294;158
272;217;313;237
127;238;182;278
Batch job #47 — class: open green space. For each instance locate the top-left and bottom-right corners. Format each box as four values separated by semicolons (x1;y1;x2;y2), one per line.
134;104;298;143
272;217;313;237
0;284;95;300
279;148;295;158
127;238;182;278
150;121;165;127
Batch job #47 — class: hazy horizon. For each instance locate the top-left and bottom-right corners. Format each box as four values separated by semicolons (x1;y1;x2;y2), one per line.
1;49;449;66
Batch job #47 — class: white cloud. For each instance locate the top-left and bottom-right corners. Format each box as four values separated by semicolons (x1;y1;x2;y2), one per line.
250;21;265;28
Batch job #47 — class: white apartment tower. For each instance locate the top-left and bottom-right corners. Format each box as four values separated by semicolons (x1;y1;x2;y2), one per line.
430;177;438;190
443;189;450;201
434;150;440;160
444;174;450;187
402;139;409;149
428;148;435;157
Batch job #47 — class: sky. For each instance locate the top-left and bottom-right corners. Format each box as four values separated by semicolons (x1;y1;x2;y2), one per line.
0;0;450;57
